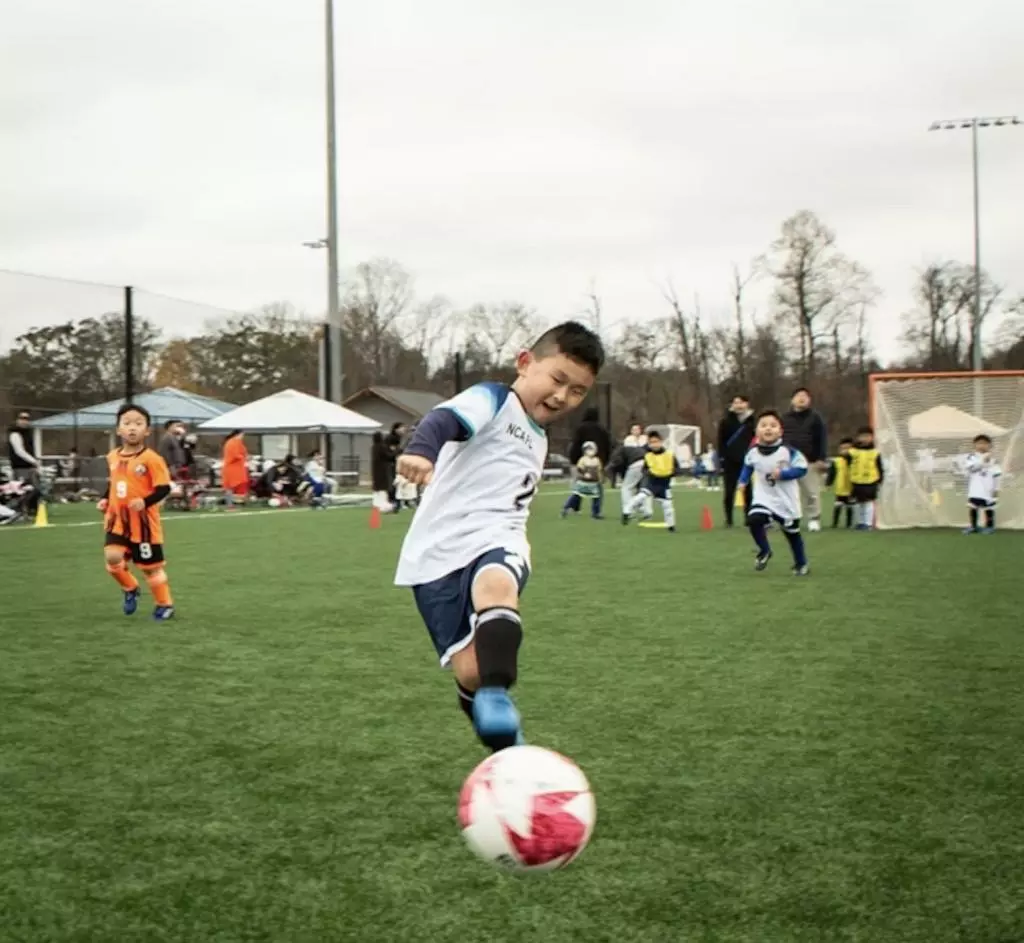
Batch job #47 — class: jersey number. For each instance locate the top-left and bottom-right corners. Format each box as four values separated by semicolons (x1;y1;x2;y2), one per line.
514;473;538;510
138;542;153;560
115;481;128;498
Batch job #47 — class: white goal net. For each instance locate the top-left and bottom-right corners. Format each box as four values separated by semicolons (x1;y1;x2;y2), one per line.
870;372;1024;529
661;424;702;469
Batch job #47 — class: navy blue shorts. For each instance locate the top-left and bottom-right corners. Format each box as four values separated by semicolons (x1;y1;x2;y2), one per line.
412;548;530;667
967;497;996;509
747;507;801;534
642;478;672;500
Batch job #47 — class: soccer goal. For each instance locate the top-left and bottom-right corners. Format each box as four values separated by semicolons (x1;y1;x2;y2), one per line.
661;424;702;469
869;371;1024;529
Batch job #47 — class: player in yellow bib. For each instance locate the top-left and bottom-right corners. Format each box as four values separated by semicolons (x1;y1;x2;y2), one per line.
848;426;884;530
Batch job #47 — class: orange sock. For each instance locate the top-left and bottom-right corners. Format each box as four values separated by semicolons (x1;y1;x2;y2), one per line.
106;562;139;592
144;568;173;607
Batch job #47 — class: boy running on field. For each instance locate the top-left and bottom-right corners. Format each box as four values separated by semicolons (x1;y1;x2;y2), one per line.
394;322;604;752
739;409;810;575
99;404;176;620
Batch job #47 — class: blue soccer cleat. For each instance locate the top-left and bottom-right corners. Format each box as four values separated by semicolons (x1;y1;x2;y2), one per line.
123;588;140;616
152;605;176;622
754;549;773;571
472;687;522;752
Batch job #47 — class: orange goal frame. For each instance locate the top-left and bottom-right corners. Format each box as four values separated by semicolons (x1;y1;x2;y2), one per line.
867;370;1024;430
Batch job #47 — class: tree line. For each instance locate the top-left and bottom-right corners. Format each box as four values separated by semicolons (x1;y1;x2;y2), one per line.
2;210;1022;447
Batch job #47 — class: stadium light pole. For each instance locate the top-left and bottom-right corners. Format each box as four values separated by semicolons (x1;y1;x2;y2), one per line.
928;116;1021;373
324;0;343;405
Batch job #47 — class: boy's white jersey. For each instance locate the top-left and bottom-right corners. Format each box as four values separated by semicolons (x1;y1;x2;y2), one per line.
965;452;1001;502
395;383;547;586
745;443;807;521
305;460;326;483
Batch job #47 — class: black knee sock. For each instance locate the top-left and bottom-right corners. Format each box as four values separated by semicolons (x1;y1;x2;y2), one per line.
832;504;841;528
969;507;979;530
845;505;853;528
783;529;808;567
456;681;475;724
474;607;523;689
985;508;995;529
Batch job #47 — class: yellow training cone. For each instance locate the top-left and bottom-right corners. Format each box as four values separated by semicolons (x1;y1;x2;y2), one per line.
34;502;50;527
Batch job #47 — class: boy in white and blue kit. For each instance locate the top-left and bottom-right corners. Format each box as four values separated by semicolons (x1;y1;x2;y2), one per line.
395;322;605;752
964;433;1001;534
738;409;811;575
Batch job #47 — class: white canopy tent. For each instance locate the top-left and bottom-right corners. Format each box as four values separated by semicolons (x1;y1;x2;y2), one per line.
198;389;381;476
906;404;1007;440
198;389;381;436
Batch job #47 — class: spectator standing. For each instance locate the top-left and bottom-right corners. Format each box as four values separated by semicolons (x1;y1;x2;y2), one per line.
622;422;648;448
569;407;611;508
782;387;829;531
220;430;250;508
569;407;611;465
701;446;720;490
371;431;393;511
717;395;756;526
383;422;408;509
158;421;187;477
7;411;40;517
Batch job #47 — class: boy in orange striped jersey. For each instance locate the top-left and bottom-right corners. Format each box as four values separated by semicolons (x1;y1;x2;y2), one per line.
98;404;176;620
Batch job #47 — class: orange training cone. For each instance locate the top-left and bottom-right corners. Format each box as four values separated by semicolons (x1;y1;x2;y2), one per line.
369;505;382;530
700;505;713;531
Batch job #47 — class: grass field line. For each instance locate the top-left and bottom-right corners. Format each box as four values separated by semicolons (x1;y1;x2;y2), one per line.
0;488;584;536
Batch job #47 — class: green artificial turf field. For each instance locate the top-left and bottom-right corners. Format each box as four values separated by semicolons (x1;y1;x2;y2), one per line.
1;491;1022;942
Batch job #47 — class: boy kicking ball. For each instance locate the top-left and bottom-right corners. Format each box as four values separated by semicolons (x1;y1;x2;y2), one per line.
394;322;605;752
738;410;810;576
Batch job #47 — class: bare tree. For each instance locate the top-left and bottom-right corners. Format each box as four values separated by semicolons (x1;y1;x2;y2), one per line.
760;210;878;378
731;262;755;388
901;262;1000;369
582;278;603;334
467;302;540;368
404;294;457;372
660;279;699;375
342;258;414;382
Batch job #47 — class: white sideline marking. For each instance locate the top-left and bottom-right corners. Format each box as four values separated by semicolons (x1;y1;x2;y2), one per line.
0;505;321;535
0;490;567;537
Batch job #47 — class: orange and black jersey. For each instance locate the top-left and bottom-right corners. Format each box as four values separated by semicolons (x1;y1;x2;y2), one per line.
104;447;171;545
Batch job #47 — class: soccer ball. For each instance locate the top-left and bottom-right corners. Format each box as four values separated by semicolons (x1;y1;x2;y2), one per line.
268;497;281;508
458;745;595;871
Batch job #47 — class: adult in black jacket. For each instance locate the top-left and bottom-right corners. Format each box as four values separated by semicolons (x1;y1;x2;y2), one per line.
569;407;611;465
383;422;408;510
782;387;828;530
8;411;40;517
370;431;392;504
716;394;756;526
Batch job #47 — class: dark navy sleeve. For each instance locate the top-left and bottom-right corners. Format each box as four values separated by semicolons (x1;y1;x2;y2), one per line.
875;453;885;484
402;409;469;464
813;414;827;462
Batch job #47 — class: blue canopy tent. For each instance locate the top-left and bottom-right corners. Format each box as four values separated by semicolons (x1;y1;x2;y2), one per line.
30;387;237;454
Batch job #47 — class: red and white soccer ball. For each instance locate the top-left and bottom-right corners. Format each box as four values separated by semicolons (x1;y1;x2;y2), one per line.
458;745;595;871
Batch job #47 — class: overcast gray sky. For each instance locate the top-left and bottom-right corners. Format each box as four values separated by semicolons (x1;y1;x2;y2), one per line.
1;0;1021;359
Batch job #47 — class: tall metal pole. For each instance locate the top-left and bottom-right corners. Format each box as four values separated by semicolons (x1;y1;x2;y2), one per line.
928;115;1021;374
970;120;982;373
124;285;134;404
325;0;343;405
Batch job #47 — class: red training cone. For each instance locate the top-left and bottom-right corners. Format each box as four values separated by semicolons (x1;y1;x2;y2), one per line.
700;505;714;531
369;505;382;530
